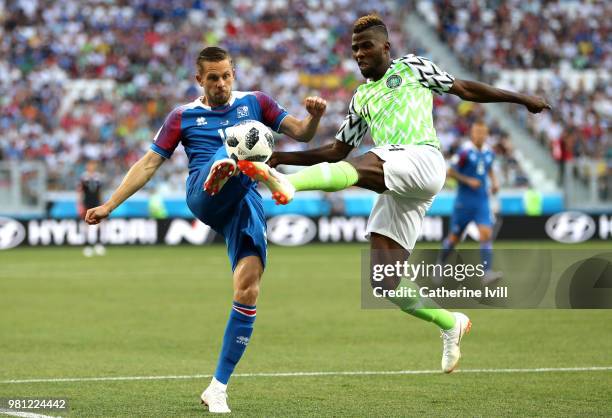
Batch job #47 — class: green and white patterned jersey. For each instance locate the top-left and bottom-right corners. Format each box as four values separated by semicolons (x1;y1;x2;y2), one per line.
335;54;455;148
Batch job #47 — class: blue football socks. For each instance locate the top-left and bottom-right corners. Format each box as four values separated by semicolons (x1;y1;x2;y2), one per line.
214;301;256;384
480;240;493;271
439;238;454;264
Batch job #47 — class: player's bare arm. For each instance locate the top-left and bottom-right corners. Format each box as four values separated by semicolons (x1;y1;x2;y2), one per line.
489;167;499;195
268;140;353;168
85;150;165;225
449;79;551;113
76;183;84;218
447;167;481;190
279;96;327;142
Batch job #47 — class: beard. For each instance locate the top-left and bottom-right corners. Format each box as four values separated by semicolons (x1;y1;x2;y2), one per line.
208;90;231;107
358;54;385;80
359;66;377;79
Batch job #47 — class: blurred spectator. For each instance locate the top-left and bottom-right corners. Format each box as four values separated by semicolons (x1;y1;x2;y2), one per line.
527;82;609;187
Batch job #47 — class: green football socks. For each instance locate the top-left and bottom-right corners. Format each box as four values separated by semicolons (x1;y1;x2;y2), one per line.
287;161;359;192
387;278;456;330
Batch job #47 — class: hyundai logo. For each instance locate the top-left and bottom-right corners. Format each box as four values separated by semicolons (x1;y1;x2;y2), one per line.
545;211;596;243
0;217;26;250
267;215;317;246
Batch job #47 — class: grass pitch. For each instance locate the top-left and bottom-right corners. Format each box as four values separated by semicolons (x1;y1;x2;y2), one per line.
1;243;611;417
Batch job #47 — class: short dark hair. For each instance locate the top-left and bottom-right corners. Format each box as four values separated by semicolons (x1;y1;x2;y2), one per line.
197;46;232;73
353;14;388;38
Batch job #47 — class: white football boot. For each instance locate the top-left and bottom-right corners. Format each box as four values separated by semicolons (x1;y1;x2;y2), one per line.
441;312;472;373
201;377;231;413
481;270;503;286
204;158;237;196
93;244;106;256
82;246;94;257
237;161;295;205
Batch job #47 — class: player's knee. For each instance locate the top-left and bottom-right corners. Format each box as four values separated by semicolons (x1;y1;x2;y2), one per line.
479;227;492;242
233;267;262;305
370;258;401;291
234;281;260;305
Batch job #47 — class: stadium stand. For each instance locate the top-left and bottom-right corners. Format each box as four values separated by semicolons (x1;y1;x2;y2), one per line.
417;0;610;197
1;0;533;195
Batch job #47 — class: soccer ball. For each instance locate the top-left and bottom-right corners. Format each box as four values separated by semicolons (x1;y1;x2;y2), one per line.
224;120;274;162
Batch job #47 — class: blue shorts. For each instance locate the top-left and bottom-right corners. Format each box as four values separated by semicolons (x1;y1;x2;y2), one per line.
450;203;493;236
186;147;267;271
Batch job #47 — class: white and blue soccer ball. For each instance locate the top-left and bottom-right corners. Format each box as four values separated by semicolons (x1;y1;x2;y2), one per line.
224;120;274;162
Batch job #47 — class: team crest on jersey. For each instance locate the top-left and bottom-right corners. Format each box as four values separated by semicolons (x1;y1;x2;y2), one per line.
196;117;207;126
237;106;249;118
386;74;402;89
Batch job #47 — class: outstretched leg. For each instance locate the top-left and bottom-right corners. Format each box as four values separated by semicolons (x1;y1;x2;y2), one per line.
237;150;386;204
204;158;237;196
289;151;387;193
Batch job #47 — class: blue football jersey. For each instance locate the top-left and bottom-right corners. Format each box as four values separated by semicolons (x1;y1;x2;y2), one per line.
150;91;288;175
451;141;495;207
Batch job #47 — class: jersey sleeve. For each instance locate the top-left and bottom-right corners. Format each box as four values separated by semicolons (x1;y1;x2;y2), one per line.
254;91;288;133
150;107;183;159
399;54;455;95
450;148;469;171
334;95;368;147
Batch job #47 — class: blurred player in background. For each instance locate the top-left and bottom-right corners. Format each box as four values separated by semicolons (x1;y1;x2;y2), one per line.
438;121;502;284
84;46;327;413
238;15;550;373
77;160;105;257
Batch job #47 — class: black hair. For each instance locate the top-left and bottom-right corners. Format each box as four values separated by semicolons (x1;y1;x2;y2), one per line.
353;14;388;38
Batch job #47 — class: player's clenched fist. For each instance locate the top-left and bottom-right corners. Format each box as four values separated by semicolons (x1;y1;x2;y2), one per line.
524;95;552;114
304;96;327;118
85;205;111;225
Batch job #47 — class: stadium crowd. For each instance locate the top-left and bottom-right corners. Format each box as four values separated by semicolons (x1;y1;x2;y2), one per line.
2;0;543;194
429;0;608;75
422;0;610;195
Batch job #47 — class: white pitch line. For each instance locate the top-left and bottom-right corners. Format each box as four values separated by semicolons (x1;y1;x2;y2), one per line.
0;409;60;418
1;366;611;385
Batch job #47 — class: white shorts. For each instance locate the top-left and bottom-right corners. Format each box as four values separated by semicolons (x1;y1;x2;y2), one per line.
366;144;446;250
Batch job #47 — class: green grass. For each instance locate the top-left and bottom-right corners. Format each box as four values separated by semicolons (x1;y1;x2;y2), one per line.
1;243;611;417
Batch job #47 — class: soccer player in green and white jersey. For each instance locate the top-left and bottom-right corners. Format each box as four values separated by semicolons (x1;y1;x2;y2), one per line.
237;14;551;373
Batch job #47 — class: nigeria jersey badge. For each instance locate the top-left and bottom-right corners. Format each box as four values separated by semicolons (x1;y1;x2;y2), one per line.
386;74;402;88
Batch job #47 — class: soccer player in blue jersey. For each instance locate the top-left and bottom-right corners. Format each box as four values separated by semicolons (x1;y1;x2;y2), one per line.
84;46;327;413
438;121;502;283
